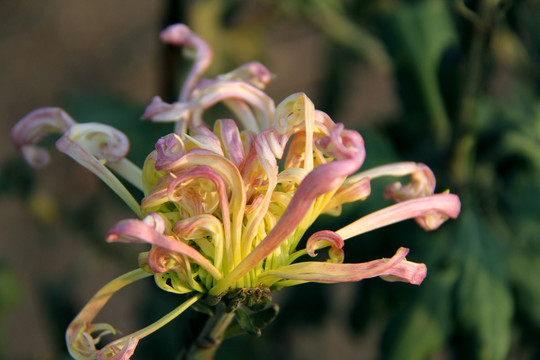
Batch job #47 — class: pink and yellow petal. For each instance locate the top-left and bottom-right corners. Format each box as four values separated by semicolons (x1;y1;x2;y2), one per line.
259;247;426;286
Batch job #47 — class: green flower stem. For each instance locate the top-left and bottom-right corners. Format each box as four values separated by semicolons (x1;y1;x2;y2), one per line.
184;303;235;360
418;69;451;148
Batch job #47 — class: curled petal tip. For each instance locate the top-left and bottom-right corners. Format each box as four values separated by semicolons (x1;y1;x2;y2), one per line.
380;260;427;285
242;61;273;88
218;61;273;89
154;133;186;170
416;214;452;231
11;107;76;147
384;163;436;202
97;337;139;360
158;23;212;104
316;123;365;162
415;192;461;231
160;23;192;45
306;230;345;263
273;93;312;135
20;146;50;169
55;123;130;163
66;321;117;360
141;96;187;122
11;107;76;168
143;213;167;234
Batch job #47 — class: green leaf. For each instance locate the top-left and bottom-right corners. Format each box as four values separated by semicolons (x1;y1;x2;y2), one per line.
507;248;540;330
381;268;457;360
0;264;20;314
301;0;392;72
0;264;20;360
387;1;457;73
455;210;513;360
383;0;457;145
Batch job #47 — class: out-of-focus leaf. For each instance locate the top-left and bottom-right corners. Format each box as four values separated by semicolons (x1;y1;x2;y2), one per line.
491;26;529;68
501;93;540;170
381;267;457;360
299;0;392;72
503;173;540;230
382;0;457;145
508;249;540;331
191;0;268;71
455;209;513;360
386;1;457;73
0;264;20;315
0;264;20;359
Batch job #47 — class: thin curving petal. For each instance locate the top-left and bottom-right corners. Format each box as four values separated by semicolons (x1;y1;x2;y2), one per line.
336;193;461;240
259;247;426;286
160;23;213;102
106;215;222;279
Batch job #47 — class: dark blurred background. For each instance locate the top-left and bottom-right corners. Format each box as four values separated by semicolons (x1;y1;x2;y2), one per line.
1;1;539;359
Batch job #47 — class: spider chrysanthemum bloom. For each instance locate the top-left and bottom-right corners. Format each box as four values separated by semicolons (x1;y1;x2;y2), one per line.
11;24;460;360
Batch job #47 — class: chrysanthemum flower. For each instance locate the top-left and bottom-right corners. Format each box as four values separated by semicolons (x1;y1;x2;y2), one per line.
11;24;460;360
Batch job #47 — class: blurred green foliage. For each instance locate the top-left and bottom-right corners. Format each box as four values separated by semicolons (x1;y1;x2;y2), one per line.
0;264;20;360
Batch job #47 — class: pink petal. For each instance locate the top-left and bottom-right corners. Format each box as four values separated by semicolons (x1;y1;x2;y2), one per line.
214;119;245;167
166;165;231;255
154;133;186;170
384;163;436;201
58;122;130;163
147;246;185;273
323;176;371;213
217;61;273;89
141;96;189;122
336;193;461;240
259;247;426;285
106;216;222;279
306;230;345;263
160;24;213;102
379;260;428;285
189;80;275;131
240;129;285;257
11;107;76;168
186;125;224;156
